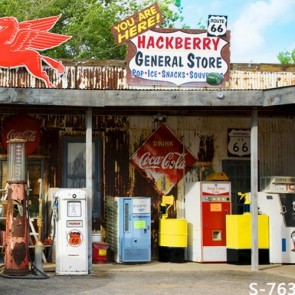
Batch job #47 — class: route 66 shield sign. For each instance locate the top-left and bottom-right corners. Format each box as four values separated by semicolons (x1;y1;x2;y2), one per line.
207;15;228;37
227;129;250;157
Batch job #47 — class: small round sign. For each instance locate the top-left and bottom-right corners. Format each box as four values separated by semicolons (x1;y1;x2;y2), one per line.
68;230;83;247
1;114;41;155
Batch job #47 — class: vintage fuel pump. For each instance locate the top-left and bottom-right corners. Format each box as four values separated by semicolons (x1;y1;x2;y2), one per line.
4;139;29;276
53;188;88;275
256;176;295;263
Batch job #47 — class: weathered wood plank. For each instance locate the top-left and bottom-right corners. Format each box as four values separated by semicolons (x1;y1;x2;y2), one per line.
263;86;295;106
0;88;264;107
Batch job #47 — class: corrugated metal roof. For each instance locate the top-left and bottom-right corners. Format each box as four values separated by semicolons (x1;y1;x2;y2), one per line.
0;61;294;90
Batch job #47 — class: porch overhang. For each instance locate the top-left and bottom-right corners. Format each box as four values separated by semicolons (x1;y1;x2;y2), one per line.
0;87;263;107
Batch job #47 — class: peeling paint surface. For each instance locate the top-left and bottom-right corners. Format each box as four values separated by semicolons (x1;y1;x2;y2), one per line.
0;61;294;90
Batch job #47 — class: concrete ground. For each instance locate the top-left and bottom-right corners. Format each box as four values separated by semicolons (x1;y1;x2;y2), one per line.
90;261;295;276
1;261;295;295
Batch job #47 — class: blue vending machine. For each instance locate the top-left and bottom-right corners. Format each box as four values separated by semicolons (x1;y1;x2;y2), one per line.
117;196;151;263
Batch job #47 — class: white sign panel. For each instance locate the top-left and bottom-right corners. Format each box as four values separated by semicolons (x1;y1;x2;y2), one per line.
207;15;228;37
132;198;151;214
202;182;231;195
228;129;250;157
126;29;230;87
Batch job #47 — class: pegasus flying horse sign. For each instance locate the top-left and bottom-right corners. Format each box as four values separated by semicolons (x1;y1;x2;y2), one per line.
0;15;71;88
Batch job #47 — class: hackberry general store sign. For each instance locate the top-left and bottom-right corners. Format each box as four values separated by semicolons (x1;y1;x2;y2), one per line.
130;124;197;195
112;3;230;87
126;28;230;86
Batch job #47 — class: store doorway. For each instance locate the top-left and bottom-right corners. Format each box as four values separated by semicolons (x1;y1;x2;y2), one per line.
63;137;102;219
222;159;251;214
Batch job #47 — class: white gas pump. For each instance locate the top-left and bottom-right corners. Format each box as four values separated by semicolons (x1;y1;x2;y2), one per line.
256;176;295;264
54;189;88;275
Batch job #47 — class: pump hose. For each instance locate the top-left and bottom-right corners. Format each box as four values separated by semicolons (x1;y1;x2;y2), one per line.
0;271;49;279
43;208;55;262
0;255;49;279
26;202;49;279
0;263;48;279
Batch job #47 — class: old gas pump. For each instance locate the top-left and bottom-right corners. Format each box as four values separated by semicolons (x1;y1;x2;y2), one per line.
4;139;29;276
257;176;295;263
54;188;88;275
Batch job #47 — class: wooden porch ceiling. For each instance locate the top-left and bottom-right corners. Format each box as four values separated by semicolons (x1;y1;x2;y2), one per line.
0;86;293;117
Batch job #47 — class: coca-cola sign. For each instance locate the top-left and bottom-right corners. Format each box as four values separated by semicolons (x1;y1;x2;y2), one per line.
1;114;41;155
130;124;197;195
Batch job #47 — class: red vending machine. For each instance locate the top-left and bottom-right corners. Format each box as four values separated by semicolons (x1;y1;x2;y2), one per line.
185;181;231;262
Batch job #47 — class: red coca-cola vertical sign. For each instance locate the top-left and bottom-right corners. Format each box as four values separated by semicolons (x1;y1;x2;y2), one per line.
1;114;41;155
130;124;197;195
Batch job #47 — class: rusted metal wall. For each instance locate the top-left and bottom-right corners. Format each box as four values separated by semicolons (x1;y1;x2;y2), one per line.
258;118;295;176
160;116;295;177
0;59;294;258
126;115;295;254
0;61;294;90
1;112;294;257
128;116;295;212
16;114;295;220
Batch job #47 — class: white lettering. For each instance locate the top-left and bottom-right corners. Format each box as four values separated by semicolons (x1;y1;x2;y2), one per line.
7;129;37;142
138;152;186;170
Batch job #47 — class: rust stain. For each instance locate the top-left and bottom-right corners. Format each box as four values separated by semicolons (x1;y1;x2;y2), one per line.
12;215;25;237
198;135;214;162
11;242;26;265
0;61;294;90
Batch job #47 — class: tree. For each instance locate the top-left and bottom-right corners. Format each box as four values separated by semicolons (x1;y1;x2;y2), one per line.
0;0;185;60
277;49;295;65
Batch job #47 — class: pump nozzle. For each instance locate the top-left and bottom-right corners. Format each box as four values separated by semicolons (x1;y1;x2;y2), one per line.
238;192;251;214
160;195;174;219
238;192;250;204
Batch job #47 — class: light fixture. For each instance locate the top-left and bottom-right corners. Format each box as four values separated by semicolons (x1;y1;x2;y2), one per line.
216;92;225;99
272;97;281;105
153;113;166;123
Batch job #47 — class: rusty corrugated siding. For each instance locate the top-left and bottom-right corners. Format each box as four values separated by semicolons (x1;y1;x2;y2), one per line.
258;118;295;176
230;70;295;89
128;116;295;186
127;115;295;255
0;61;294;90
0;63;126;90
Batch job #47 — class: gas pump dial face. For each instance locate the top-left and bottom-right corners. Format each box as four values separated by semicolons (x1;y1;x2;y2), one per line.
67;201;81;217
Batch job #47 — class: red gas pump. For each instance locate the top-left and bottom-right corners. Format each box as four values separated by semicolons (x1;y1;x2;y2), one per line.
4;139;29;276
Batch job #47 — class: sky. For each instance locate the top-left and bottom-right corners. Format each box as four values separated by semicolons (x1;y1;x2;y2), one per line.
178;0;295;63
